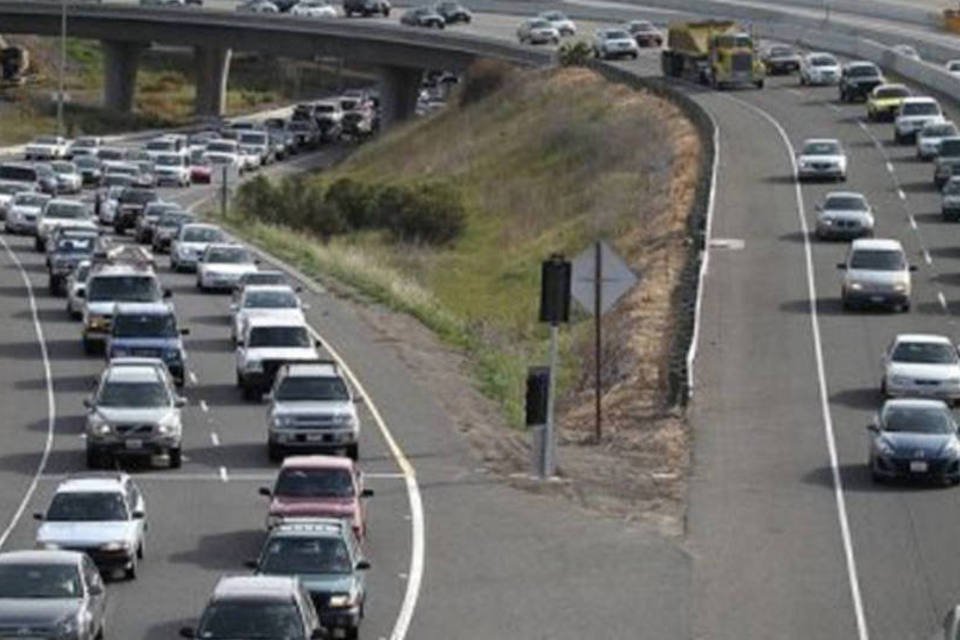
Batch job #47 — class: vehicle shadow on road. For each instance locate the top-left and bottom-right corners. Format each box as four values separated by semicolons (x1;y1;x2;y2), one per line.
21;415;86;436
778;230;813;244
168;529;265;571
830;388;881;411
144;618;195;640
191;382;243;407
0;338;87;361
901;180;934;194
12;307;73;324
189;442;269;471
185;337;233;354
914;212;951;226
804;464;956;493
929;246;960;259
16;373;94;393
0;448;83;476
761;174;797;186
184;313;230;327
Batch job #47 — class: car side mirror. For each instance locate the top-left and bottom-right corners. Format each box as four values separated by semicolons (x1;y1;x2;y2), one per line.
33;512;44;521
180;328;190;336
132;510;145;519
89;583;104;596
301;303;310;311
258;487;272;497
83;397;93;409
295;286;303;293
356;560;371;570
236;340;245;348
254;258;261;265
910;265;918;271
310;629;329;640
76;290;85;299
175;397;187;408
361;488;374;498
315;339;323;349
179;627;196;639
229;303;238;312
263;392;273;402
836;263;847;270
243;559;258;569
866;424;879;433
163;289;173;299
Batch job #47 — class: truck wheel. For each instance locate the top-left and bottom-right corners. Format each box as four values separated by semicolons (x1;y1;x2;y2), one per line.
169;447;182;469
755;79;764;89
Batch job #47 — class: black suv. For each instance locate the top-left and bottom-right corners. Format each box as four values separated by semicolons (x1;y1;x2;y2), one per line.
343;0;390;16
114;188;159;234
839;61;884;103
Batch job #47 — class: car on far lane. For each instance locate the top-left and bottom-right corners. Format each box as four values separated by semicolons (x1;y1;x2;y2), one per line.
434;1;471;24
538;10;576;36
342;0;390;16
74;155;103;187
84;357;186;469
24;135;69;161
51;160;83;194
188;149;213;184
178;575;325;640
799;52;841;85
400;6;446;28
66;260;92;320
838;60;883;103
237;0;280;10
868;398;960;485
943;176;960;221
517;18;560;45
197;243;259;292
4;191;49;235
67;136;102;159
259;456;373;540
0;181;32;220
154;153;191;187
236;316;321;400
934;137;960;187
247;519;370;639
881;334;960;403
815;191;874;240
948;59;960;77
894;96;944;144
593;27;640;60
35;198;97;252
867;83;912;122
34;472;148;580
916;121;959;160
152;210;195;254
761;44;800;75
47;230;96;295
625;19;663;48
0;550;107;640
796;138;848;182
290;0;338;16
170;223;226;272
892;43;921;60
838;238;915;312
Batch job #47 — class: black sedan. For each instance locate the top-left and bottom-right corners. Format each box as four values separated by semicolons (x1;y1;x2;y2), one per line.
869;398;960;485
400;6;445;27
435;1;471;23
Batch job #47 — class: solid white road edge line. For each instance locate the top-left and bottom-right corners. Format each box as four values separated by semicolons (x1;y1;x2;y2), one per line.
684;110;720;399
307;326;425;640
723;95;870;640
0;237;56;550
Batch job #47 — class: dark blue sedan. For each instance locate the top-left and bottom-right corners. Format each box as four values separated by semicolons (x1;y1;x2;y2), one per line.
869;398;960;485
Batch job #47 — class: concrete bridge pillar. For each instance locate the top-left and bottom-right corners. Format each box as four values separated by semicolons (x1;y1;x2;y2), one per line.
102;40;143;113
378;65;421;129
194;46;232;117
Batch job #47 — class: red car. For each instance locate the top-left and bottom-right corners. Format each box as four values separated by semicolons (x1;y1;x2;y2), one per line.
260;455;373;540
190;161;212;184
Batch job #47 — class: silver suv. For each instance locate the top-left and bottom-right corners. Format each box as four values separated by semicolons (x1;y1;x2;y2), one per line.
236;316;321;401
838;238;915;311
34;472;147;580
268;361;361;461
84;358;186;469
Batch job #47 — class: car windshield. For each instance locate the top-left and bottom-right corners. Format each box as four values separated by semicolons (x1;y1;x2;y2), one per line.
892;341;958;364
158;214;192;228
0;565;81;599
945;180;960;195
87;276;160;302
55;237;94;254
44;202;87;219
260;537;352;574
529;19;551;28
803;142;840;156
198;602;305;640
15;194;48;206
275;468;355;498
52;162;75;174
145;140;175;151
924;124;957;137
883;406;955;434
206;247;251;264
769;46;793;56
104;175;134;187
315;105;336;114
276;376;349;401
98;148;124;160
46;492;128;521
542;11;564;19
940;140;960;156
120;189;157;205
207;142;236;153
849;249;906;271
245;290;298;309
902;103;939;116
605;30;631;39
239;133;267;145
182;227;222;243
811;56;837;66
35;136;59;145
824;196;867;211
112;313;178;338
242;273;287;287
75;157;99;169
248;326;311;348
847;65;878;77
0;183;25;195
98;379;169;408
156;155;182;167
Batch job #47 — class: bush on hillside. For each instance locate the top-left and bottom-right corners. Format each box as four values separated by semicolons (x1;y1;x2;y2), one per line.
325;177;381;229
458;59;514;107
558;41;593;67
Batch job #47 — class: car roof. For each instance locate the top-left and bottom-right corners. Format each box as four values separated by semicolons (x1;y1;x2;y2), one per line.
0;550;83;566
845;60;877;68
894;333;953;345
212;575;300;601
243;284;296;295
882;397;950;410
182;223;221;232
271;518;348;538
802;138;841;146
113;302;171;315
901;96;938;105
824;191;865;200
281;454;355;471
282;361;340;378
105;364;164;383
89;264;155;277
850;238;903;251
55;475;126;494
247;315;308;328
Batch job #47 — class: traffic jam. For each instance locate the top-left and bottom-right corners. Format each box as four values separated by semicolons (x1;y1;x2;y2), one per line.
0;92;384;640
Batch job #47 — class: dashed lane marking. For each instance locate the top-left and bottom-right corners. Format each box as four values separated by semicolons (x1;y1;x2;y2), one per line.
940;292;949;310
219;466;229;483
210;432;220;446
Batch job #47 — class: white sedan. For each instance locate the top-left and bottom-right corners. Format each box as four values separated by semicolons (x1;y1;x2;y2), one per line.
230;285;307;343
25;136;69;161
290;0;338;16
593;28;639;60
917;121;959;160
800;52;841;86
796;138;847;182
882;334;960;404
197;243;259;291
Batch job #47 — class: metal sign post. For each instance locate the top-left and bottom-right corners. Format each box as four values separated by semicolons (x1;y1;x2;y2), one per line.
571;240;639;441
536;254;571;478
220;165;229;219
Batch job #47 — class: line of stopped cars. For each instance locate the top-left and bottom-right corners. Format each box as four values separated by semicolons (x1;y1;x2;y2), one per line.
772;51;960;490
0;129;379;640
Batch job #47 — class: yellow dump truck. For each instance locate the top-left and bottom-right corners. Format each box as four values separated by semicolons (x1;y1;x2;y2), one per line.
661;20;765;89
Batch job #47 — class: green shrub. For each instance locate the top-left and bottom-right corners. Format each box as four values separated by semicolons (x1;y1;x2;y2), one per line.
383;181;466;245
458;59;514;107
325;177;381;229
558;41;593;67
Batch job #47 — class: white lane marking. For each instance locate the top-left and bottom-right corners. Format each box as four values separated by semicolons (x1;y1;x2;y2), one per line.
0;237;56;550
827;103;842;113
210;432;220;446
188;371;198;385
898;188;907;201
307;325;424;640
874;140;883;150
724;96;870;640
858;121;869;132
909;215;918;230
924;250;933;265
940;292;949;310
199;399;209;413
885;162;894;174
685;109;720;399
219;466;229;482
786;88;804;97
367;472;407;479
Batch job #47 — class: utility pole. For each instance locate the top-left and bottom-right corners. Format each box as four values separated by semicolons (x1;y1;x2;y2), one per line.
57;0;67;137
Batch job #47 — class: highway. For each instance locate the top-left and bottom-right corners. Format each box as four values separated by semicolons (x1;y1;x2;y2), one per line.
3;2;960;638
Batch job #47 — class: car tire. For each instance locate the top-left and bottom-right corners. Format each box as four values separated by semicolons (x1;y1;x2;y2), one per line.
83;338;97;356
169;447;182;469
33;237;44;252
242;385;259;402
344;626;359;640
137;541;144;560
268;442;283;463
346;443;359;461
870;466;884;484
124;560;136;581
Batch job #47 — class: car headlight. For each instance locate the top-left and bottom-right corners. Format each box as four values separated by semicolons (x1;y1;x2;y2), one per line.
890;375;911;386
266;514;283;528
273;415;295;428
55;614;79;637
245;359;263;372
100;540;132;552
945;440;960;458
893;280;909;292
328;591;360;608
876;439;896;457
849;282;864;291
333;413;357;427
